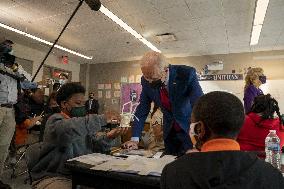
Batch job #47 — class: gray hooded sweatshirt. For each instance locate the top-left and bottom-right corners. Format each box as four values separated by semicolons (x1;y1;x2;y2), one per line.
30;113;113;181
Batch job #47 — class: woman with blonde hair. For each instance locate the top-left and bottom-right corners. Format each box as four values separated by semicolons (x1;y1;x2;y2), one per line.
243;67;266;114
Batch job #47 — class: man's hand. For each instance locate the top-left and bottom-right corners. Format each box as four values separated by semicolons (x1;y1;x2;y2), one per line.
31;116;42;125
29;116;42;128
104;110;121;124
122;140;139;150
186;149;199;154
107;127;128;139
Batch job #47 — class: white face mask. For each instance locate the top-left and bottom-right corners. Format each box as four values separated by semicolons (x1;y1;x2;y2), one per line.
9;49;14;55
189;122;200;147
59;79;66;85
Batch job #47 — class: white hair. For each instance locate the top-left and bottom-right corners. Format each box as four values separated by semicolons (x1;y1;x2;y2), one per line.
140;51;169;71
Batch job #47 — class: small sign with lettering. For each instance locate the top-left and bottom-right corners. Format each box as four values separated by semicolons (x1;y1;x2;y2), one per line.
198;74;243;81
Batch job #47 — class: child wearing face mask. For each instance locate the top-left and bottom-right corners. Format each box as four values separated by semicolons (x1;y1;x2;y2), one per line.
243;67;266;114
31;83;128;189
161;91;284;189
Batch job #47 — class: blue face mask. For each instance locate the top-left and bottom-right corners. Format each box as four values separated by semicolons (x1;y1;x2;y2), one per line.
259;75;266;84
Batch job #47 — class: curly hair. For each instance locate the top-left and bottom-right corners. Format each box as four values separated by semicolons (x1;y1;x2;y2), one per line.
244;67;264;89
56;82;85;105
250;94;282;126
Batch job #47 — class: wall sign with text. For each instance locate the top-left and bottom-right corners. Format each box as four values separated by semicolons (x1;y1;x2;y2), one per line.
198;74;244;81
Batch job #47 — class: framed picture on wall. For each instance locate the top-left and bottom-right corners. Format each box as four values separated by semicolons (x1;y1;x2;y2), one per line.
43;65;72;82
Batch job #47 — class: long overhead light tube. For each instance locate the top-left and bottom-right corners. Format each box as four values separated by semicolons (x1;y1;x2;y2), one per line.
0;2;161;59
99;5;161;53
0;22;93;59
250;0;270;45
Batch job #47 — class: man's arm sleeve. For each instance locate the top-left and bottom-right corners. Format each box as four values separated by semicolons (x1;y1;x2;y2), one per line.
187;68;203;108
132;87;151;138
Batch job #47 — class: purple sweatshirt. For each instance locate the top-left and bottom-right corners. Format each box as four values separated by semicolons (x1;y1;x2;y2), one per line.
243;84;263;114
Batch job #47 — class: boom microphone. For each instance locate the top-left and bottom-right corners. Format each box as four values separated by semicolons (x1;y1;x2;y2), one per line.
32;0;101;81
85;0;101;11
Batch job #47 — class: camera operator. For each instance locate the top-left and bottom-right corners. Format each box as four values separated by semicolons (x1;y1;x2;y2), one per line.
0;40;20;178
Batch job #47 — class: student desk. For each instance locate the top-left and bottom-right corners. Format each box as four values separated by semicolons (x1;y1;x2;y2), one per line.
65;160;160;189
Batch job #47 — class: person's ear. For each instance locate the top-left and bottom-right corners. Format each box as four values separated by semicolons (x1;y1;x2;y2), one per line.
61;101;67;110
197;121;206;139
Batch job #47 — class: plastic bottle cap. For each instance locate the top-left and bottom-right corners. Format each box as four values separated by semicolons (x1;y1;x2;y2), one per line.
269;130;276;134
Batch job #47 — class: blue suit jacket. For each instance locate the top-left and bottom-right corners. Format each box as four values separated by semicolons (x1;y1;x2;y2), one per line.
133;65;203;139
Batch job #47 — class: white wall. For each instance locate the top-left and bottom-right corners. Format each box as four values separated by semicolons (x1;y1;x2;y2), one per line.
13;43;81;82
200;80;284;113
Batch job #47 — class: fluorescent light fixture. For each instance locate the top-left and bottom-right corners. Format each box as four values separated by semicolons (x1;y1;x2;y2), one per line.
99;5;161;53
254;0;270;25
250;0;270;46
0;22;93;59
250;25;262;45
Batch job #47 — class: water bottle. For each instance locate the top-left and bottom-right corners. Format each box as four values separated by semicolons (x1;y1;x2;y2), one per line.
281;146;284;172
265;130;281;170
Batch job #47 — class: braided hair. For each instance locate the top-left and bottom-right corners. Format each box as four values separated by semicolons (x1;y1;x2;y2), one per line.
250;94;282;126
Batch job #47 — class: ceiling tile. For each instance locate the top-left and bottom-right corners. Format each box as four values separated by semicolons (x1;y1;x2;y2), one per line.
185;0;223;18
222;0;255;15
197;16;225;31
1;0;283;63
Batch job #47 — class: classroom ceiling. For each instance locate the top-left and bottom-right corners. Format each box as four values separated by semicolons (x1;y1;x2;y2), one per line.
0;0;284;63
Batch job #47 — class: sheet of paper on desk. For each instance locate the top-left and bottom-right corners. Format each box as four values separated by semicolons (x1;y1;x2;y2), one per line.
124;149;154;157
147;157;176;176
68;153;114;166
92;158;135;172
92;156;145;173
126;158;156;175
91;155;176;176
133;156;176;176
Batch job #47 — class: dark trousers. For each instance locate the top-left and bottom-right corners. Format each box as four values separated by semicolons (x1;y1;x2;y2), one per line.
164;128;192;156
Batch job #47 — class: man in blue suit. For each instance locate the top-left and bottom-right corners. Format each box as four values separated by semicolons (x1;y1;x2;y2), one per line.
122;52;203;155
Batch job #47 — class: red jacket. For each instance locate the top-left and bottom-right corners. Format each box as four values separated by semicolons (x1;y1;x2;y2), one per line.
237;113;284;151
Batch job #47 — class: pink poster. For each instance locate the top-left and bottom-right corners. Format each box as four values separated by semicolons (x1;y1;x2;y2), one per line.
120;83;142;113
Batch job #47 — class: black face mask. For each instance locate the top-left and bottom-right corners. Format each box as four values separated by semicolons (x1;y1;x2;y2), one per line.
259;75;266;84
149;79;163;89
51;106;61;114
0;44;12;54
0;53;15;67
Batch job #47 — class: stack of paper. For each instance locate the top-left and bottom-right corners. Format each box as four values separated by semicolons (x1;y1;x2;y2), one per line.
68;153;114;166
69;152;176;177
91;155;176;176
94;158;136;173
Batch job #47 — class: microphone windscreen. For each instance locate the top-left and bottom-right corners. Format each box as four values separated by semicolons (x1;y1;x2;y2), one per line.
85;0;101;11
